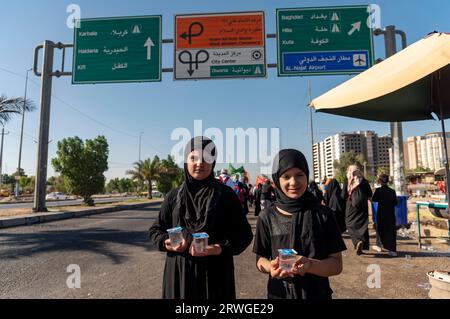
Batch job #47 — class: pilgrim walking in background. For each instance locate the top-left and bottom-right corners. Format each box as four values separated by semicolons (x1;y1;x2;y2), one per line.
149;136;253;300
323;177;347;234
248;184;254;208
308;181;324;204
260;180;275;210
371;175;398;256
254;183;262;216
218;168;236;189
253;149;346;299
342;165;373;255
235;181;248;215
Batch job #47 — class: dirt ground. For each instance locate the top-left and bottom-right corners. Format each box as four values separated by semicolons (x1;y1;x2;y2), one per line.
330;230;450;299
235;213;450;299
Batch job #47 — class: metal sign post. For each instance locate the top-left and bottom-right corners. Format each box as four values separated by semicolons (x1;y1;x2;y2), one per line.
32;41;73;212
33;41;54;212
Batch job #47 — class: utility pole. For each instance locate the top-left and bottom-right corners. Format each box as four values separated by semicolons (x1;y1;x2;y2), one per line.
308;80;315;181
0;126;9;188
15;68;32;198
374;26;407;195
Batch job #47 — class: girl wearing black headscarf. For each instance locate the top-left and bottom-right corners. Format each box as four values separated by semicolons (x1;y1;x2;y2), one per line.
149;136;253;300
253;149;346;299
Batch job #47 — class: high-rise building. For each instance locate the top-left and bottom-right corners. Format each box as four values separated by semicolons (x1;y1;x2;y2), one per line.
404;132;450;171
313;131;392;182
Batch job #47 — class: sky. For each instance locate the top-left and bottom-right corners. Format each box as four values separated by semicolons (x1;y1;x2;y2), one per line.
0;0;449;182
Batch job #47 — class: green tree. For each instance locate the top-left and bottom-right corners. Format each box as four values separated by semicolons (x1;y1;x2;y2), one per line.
377;167;389;176
118;178;134;193
47;175;68;193
1;174;15;193
0;95;35;125
19;175;35;194
106;178;137;194
127;156;161;199
106;178;120;194
157;155;183;195
406;166;433;173
333;150;365;184
52;136;109;206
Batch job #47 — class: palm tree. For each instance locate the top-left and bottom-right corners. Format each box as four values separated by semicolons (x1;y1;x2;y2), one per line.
158;155;183;194
126;156;161;199
0;95;35;125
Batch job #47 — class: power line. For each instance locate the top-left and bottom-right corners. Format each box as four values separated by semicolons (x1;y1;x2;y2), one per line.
0;66;26;78
51;95;139;139
7;130;35;142
0;66;161;153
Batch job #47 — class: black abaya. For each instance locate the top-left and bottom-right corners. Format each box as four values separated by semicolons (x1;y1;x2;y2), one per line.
343;179;373;250
324;179;346;234
254;187;262;216
149;181;253;300
149;136;253;300
372;185;398;252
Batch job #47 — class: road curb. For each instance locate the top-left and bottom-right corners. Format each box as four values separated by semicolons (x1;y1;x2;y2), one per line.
0;197;138;206
0;201;161;229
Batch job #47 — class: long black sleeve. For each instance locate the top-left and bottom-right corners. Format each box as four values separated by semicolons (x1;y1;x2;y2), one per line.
341;181;349;201
148;189;178;252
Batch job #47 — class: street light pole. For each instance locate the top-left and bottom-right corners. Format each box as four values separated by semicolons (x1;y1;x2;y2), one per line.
139;132;143;162
15;68;32;198
0;126;9;188
374;26;407;195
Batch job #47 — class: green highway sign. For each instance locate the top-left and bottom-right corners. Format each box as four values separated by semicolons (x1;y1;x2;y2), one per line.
73;15;162;84
277;6;374;76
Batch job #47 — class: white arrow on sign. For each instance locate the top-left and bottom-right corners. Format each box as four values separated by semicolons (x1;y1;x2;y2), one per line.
348;21;361;36
144;37;155;60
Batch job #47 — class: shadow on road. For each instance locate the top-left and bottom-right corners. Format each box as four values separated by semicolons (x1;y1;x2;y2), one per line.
0;227;158;264
87;216;157;220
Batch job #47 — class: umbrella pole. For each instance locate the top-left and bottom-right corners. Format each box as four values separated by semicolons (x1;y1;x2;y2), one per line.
440;117;450;239
437;71;450;203
440;118;450;201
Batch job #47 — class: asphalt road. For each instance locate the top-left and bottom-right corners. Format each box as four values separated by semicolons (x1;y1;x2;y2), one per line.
0;204;449;299
0;203;267;299
0;197;138;210
0;205;164;299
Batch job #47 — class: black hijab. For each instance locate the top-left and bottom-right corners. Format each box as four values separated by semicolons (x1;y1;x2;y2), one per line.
272;149;317;214
181;136;220;232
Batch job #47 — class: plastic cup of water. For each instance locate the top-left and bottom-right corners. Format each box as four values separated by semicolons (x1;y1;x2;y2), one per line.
192;232;209;253
278;249;298;272
167;227;184;247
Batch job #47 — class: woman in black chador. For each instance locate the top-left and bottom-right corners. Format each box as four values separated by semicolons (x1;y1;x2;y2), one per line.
372;174;398;256
253;149;346;299
149;136;253;300
342;165;373;255
323;178;346;234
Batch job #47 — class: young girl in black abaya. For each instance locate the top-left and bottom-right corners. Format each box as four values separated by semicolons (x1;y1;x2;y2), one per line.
253;149;346;299
149;136;253;300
